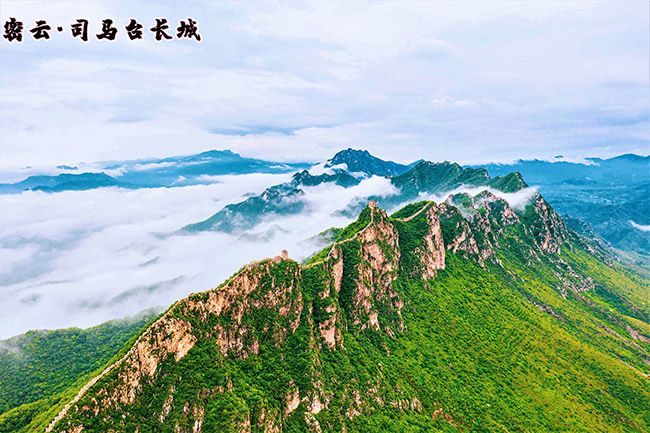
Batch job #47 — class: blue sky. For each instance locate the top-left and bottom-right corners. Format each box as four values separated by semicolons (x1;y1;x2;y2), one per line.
1;1;648;168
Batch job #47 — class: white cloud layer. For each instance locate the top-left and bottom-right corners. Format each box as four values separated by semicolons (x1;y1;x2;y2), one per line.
0;1;648;338
0;173;400;338
0;173;285;338
630;221;650;233
417;185;539;211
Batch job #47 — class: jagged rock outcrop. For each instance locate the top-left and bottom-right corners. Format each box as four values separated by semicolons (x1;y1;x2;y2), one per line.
182;150;532;236
49;204;416;432
310;203;405;347
438;190;566;267
439;202;484;262
415;203;446;280
334;205;403;333
523;194;569;253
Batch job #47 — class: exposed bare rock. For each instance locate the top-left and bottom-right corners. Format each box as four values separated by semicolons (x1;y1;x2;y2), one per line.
285;387;301;416
316;205;405;336
627;324;650;343
47;195;598;433
415;204;446;279
524;194;569;254
49;257;303;433
353;207;402;331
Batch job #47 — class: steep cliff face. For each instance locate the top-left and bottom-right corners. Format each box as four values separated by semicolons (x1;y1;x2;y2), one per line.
49;203;419;433
321;204;403;335
436;190;569;267
438;192;514;265
46;192;650;433
413;203;446;280
439;202;483;259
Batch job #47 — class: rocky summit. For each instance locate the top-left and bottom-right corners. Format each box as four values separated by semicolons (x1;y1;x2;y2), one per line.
40;190;650;432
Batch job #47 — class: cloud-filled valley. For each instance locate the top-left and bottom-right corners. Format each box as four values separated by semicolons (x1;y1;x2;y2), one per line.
0;161;549;339
1;173;295;338
0;172;397;338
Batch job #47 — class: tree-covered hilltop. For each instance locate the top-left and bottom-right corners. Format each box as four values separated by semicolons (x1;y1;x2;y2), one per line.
15;192;650;432
0;310;159;432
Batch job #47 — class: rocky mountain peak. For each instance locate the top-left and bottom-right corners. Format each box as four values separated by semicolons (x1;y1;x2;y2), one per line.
522;193;569;254
326;148;411;177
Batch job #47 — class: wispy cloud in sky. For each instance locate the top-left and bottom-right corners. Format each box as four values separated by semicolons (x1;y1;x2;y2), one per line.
1;1;648;169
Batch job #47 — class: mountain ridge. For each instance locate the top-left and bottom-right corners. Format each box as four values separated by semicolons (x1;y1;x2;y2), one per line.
183;151;529;234
40;190;650;433
0;172;136;194
324;148;417;177
0;150;308;194
474;154;650;260
181;148;647;266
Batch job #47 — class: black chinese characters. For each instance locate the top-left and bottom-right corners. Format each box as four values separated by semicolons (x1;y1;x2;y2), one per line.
3;17;202;42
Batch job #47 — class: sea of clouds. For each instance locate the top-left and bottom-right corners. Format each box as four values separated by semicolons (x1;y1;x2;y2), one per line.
0;173;399;338
0;172;540;339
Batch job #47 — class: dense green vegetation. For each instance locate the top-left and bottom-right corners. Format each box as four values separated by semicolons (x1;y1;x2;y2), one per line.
335;206;373;241
153;148;647;269
389;161;527;201
389;201;429;220
182;149;532;236
15;195;650;432
392;204;431;277
54;244;650;432
0;309;159;431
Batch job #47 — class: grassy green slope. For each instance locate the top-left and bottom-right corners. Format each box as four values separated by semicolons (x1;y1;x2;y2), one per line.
386;254;649;432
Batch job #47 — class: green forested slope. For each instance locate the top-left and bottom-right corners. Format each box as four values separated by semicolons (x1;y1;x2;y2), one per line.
0;310;159;432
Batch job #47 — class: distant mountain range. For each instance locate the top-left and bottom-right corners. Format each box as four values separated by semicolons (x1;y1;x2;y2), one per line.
474;154;650;260
0;173;134;194
324;148;418;176
2;148;647;263
0;150;308;194
183;148;528;233
179;149;648;264
2;150;649;432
